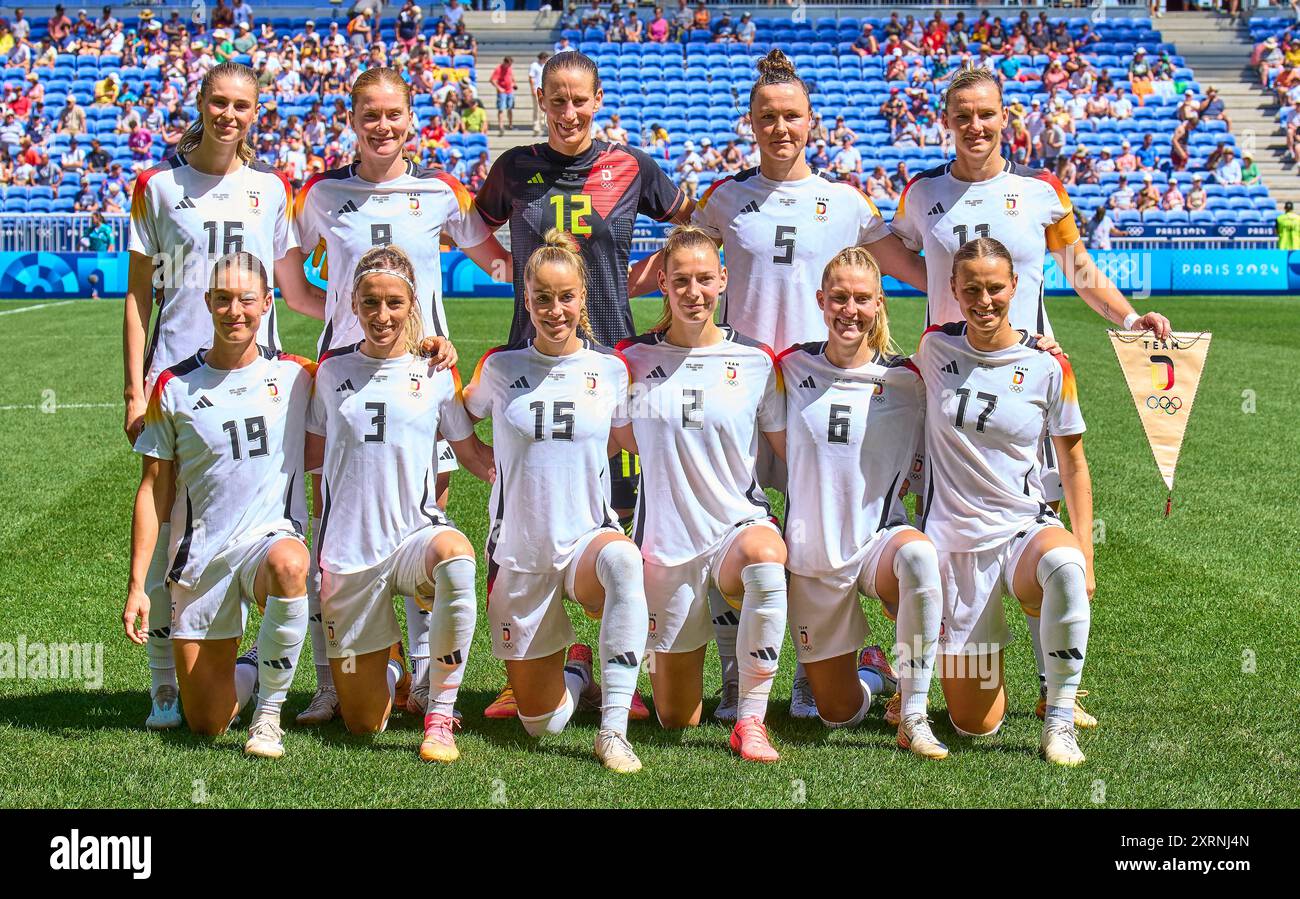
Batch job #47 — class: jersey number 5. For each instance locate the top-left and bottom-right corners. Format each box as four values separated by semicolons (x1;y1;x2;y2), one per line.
550;194;593;236
529;400;576;440
773;225;797;265
953;388;997;432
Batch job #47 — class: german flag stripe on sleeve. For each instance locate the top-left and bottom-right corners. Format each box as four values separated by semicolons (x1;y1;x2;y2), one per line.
1052;352;1079;404
433;171;475;216
277;351;318;378
697;175;734;210
143;369;174;426
467;345;504;394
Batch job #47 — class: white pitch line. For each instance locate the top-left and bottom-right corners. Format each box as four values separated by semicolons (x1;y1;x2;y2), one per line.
0;402;117;411
0;300;77;316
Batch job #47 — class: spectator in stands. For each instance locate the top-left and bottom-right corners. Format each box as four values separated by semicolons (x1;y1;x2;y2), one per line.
86;137;110;172
1129;48;1154;105
598;112;628;145
1111;140;1137;175
865;165;895;202
57;94;86;136
721;137;742;172
885;49;907;83
1176;89;1199;122
559;2;580;31
671;0;692;41
0;110;22;148
1171;114;1196;171
879;89;910;140
554;35;576;54
430;21;452;53
1085;204;1124;251
644;121;669;150
128;122;153;162
462;97;488;134
1197;85;1232;133
677;139;703;200
1273;63;1300;106
1213;147;1243;186
0;147;12;186
1073;145;1097;185
48;4;72;48
581;0;607;28
1186;174;1208;211
831;134;862;188
735;12;755;46
851;23;879;58
1041;118;1065;171
1257;37;1282;88
1043;59;1068;93
1132;133;1158;171
347;8;373;52
1112;174;1137;211
451;21;476;55
829;114;856;146
699;137;723;172
690;1;709;34
490;57;516;136
397;0;422;50
809;139;830;170
1138;173;1161;211
94;72;121;107
529;51;548;136
734;112;753;143
469;150;489;193
1094;147;1117;176
72;173;97;211
623;9;643;43
648;7;669;43
443;0;466;30
1008;119;1031;165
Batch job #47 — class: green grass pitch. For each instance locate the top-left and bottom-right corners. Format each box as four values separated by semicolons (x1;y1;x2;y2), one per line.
0;293;1296;808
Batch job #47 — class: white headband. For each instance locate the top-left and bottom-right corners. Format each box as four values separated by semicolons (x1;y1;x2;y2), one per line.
355;267;416;294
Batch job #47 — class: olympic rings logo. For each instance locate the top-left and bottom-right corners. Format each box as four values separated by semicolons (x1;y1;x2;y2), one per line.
1145;395;1183;413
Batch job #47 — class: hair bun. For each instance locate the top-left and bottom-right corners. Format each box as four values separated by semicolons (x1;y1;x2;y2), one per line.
756;48;798;79
541;227;581;254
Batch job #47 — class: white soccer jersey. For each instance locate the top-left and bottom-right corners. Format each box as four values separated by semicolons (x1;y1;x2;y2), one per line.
307;344;474;575
913;323;1085;553
134;347;314;589
693;168;892;352
463;339;628;573
294;160;490;354
129;155;296;387
780;342;925;576
614;326;785;567
891;160;1081;336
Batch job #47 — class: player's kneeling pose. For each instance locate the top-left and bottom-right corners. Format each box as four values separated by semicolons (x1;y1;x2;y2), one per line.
462;230;650;774
780;247;947;759
123;252;314;759
306;247;493;762
914;238;1095;766
611;227;788;763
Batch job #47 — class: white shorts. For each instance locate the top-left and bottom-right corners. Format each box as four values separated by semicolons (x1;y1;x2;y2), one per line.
488;526;619;661
787;524;916;664
170;528;302;641
436;438;459;474
320;523;456;658
937;519;1063;656
644;518;782;654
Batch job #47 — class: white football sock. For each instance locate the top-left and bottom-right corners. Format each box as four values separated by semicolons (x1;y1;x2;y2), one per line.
253;594;307;718
234;648;258;713
595;541;648;735
404;593;431;694
1026;612;1047;691
146;523;175;692
892;539;942;719
818;683;870;729
1037;546;1090;712
307;518;333;690
386;658;403;703
707;585;740;687
426;556;476;716
736;562;787;722
519;683;577;737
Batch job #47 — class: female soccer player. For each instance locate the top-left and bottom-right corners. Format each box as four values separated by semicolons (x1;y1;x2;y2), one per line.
611;227;788;763
287;66;510;725
123;62;316;730
462;231;651;774
473;50;687;717
631;48;926;721
780;247;946;759
914;238;1094;766
123;252;313;759
306;247;493;760
891;66;1169;726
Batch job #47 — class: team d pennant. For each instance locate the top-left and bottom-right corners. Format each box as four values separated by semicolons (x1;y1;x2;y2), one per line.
1109;331;1212;509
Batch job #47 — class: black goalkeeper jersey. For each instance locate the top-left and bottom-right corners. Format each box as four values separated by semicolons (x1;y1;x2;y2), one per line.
474;139;685;347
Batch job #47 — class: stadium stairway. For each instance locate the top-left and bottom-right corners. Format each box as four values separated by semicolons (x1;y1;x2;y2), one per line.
463;10;559;158
1158;8;1299;206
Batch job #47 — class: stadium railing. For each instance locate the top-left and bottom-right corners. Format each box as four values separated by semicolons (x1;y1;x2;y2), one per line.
0;214;127;254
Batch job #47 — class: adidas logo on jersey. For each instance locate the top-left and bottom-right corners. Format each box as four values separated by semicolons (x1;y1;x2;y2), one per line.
193;395;214;409
173;197;196;210
942;360;960;375
438;443;456;462
509;375;531;389
335;378;356;393
338;200;359;215
646;365;667;379
798;375;816;389
927;202;945;216
528;172;545;185
739;200;761;215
